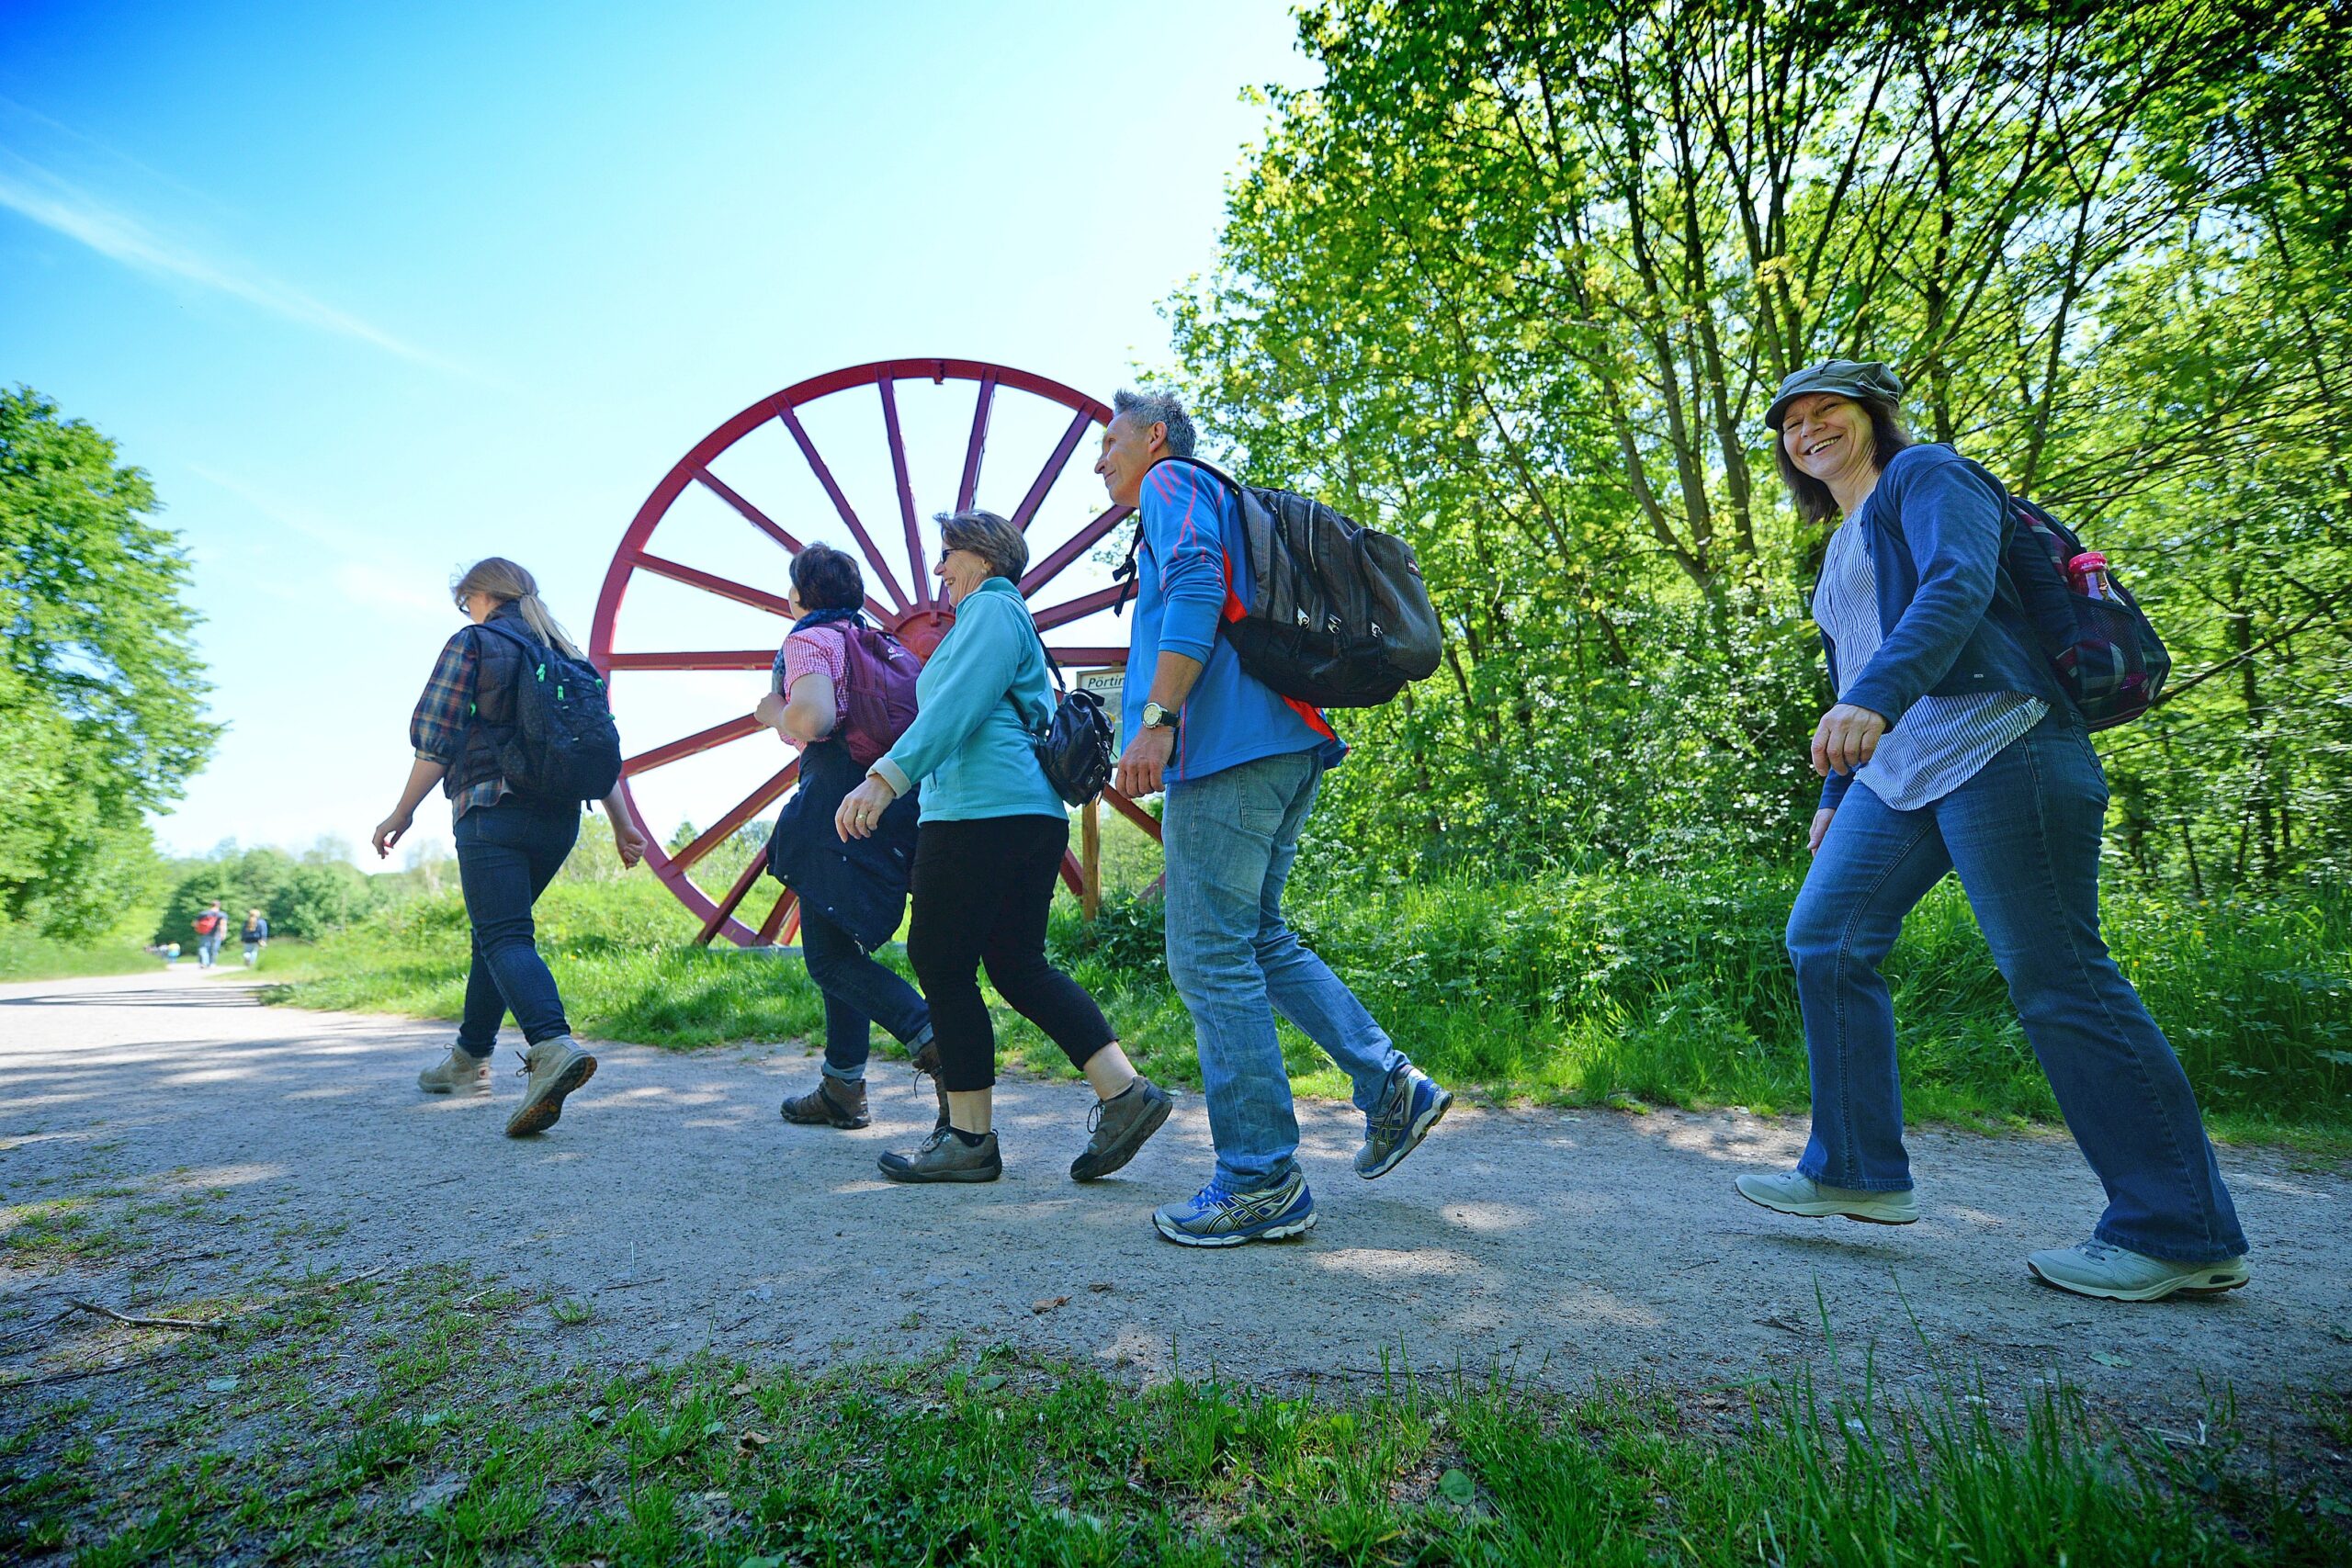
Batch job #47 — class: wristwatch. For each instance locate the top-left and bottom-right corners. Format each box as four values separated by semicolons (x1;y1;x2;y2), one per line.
1140;701;1178;730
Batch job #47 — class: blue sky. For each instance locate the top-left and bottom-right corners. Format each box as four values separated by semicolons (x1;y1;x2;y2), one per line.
0;0;1313;869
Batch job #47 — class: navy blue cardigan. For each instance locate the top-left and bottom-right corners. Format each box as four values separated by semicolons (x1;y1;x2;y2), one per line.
1815;444;2072;811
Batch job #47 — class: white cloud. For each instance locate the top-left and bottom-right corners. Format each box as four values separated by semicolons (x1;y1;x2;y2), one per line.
0;149;457;372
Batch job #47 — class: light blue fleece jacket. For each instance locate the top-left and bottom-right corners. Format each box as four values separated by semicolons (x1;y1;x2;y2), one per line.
871;577;1065;823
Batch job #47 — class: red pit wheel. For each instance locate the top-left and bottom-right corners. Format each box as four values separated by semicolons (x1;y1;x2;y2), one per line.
592;358;1165;947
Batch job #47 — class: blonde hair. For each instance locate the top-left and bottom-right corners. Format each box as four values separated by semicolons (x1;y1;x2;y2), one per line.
452;558;584;660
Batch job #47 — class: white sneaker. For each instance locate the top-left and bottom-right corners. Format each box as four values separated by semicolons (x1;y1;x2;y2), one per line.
1736;1169;1919;1225
2027;1239;2249;1302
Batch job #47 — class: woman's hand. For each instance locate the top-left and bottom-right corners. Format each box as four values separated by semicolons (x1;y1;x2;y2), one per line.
371;809;414;859
835;775;899;840
1808;807;1837;856
1810;703;1887;777
601;793;648;870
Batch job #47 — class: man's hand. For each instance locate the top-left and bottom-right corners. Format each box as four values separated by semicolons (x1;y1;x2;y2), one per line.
1810;703;1887;778
1114;725;1176;798
371;809;413;859
835;775;899;840
1808;807;1837;856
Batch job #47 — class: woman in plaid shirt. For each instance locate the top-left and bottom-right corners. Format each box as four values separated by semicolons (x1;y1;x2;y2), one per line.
372;558;647;1138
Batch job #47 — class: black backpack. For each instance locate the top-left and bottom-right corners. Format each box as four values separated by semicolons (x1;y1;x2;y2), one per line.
472;620;625;803
1122;458;1442;709
1024;621;1114;806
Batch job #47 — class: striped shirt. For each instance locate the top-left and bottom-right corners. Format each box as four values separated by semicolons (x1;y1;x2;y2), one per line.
1815;509;2045;811
410;628;510;821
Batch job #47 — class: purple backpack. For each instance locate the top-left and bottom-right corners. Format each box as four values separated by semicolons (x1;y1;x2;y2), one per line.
833;622;921;767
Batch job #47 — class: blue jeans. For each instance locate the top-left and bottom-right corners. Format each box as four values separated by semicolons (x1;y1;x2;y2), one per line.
197;932;223;968
799;906;932;1081
1163;750;1405;1190
454;801;579;1055
1788;715;2245;1261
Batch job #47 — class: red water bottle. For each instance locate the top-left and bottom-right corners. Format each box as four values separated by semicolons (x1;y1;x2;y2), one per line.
2069;551;2113;601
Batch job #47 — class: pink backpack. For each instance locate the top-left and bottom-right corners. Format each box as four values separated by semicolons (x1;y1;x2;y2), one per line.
834;622;921;767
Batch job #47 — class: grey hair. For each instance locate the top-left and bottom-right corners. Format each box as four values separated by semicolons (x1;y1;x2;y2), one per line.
936;508;1028;582
1111;387;1197;457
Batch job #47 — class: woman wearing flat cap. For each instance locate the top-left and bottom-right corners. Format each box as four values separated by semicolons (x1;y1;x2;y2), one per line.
1738;358;2248;1302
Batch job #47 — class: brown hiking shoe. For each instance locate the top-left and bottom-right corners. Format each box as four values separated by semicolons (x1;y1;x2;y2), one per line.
910;1038;949;1128
504;1036;596;1137
877;1126;1001;1184
1069;1077;1174;1182
418;1047;492;1094
781;1076;870;1129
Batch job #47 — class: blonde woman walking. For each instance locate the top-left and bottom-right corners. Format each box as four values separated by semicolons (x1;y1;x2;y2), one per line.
372;558;646;1137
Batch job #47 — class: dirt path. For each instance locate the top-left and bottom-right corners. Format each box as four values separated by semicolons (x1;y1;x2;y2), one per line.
4;969;2346;1421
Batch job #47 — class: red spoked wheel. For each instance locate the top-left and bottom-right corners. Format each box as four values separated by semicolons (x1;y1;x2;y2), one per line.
592;358;1165;947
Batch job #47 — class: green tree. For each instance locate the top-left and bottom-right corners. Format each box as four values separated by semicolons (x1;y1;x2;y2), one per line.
0;387;220;937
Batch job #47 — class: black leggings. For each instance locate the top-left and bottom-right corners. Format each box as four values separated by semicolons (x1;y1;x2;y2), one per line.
907;814;1114;1093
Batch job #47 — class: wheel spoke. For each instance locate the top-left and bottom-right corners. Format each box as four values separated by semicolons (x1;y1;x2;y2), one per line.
1042;644;1126;666
1020;504;1134;596
605;649;775;671
1010;408;1096;533
1102;786;1164;840
673;760;799;871
755;886;798;944
956;371;997;512
1028;582;1129;632
876;377;931;605
695;848;771;944
1057;849;1085;897
696;467;802;555
773;400;912;612
637;552;795;619
625;713;768;776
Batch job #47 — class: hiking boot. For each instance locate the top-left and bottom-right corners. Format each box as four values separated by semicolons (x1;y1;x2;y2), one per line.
418;1048;492;1094
877;1126;1001;1184
503;1036;597;1137
781;1076;870;1129
1355;1062;1453;1179
2027;1239;2250;1302
1152;1169;1316;1247
1069;1077;1174;1182
1735;1170;1919;1225
910;1037;949;1128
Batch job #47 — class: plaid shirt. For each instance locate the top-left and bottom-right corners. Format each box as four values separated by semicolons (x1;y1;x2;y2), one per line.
411;628;509;820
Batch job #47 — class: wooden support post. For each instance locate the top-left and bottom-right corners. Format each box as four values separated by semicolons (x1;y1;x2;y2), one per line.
1081;795;1102;919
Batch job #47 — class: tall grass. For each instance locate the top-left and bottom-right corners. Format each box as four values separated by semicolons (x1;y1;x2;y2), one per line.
262;856;2352;1141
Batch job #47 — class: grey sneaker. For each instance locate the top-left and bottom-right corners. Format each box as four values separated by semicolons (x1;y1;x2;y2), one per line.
1355;1063;1453;1179
503;1036;596;1137
878;1126;1001;1184
781;1076;870;1129
910;1038;949;1128
418;1047;492;1094
1069;1078;1174;1182
2027;1239;2250;1302
1735;1170;1919;1225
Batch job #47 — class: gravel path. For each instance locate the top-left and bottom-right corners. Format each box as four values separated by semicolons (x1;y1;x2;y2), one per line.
4;968;2345;1418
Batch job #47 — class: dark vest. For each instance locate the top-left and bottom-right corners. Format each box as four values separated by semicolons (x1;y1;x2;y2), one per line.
444;605;535;801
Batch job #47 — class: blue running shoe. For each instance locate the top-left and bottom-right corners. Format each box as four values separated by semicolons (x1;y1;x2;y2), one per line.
1355;1062;1452;1179
1152;1170;1317;1247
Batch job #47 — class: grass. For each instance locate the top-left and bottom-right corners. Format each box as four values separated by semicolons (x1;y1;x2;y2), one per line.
255;826;2352;1152
3;1261;2344;1564
0;924;171;983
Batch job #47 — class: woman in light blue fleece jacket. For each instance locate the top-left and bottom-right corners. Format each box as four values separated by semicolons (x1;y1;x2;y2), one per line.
834;509;1172;1187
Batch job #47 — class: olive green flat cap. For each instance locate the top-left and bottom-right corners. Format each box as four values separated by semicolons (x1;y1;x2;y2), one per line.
1765;359;1905;431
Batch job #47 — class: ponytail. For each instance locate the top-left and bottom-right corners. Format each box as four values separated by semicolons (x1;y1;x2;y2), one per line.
451;557;585;661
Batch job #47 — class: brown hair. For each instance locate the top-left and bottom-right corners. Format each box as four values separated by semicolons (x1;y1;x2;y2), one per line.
451;558;584;660
1773;396;1916;525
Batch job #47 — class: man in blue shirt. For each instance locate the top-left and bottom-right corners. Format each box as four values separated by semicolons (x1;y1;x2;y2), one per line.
1100;388;1452;1246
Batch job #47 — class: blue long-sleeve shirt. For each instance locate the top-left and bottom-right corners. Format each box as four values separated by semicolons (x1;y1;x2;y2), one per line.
872;577;1065;823
1122;460;1346;784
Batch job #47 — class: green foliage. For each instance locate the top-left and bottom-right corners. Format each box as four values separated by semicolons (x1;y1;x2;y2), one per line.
1167;1;2352;887
156;843;390;944
0;387;219;939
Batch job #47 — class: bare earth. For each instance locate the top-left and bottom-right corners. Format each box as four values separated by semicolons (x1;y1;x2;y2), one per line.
4;968;2346;1423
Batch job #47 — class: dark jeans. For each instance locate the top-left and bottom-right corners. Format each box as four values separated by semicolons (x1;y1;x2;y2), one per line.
454;801;579;1056
907;814;1113;1093
1788;713;2245;1261
800;905;932;1080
